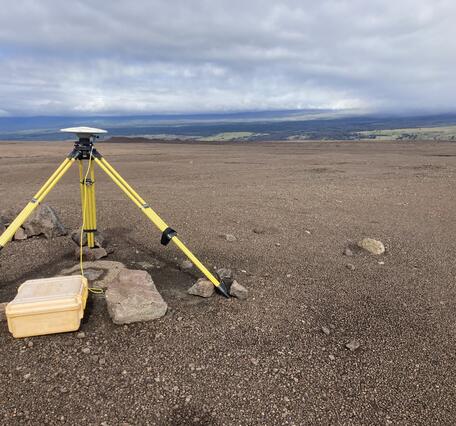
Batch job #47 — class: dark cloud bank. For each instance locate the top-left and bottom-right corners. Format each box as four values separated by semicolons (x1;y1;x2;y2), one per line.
0;0;455;116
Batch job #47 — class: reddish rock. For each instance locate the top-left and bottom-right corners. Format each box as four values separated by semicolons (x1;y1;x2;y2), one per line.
105;269;167;324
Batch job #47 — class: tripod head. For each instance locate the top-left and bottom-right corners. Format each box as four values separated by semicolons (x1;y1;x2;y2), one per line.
61;127;108;159
61;126;108;146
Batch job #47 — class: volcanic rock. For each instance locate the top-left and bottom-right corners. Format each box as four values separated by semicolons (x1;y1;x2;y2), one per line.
61;260;126;289
188;278;214;298
216;267;233;281
105;269;167;324
23;204;67;238
229;280;249;300
357;238;385;255
76;246;108;261
14;227;27;240
346;339;361;352
71;228;105;248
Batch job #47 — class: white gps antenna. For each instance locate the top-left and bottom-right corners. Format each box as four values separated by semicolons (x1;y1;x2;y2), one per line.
60;126;107;141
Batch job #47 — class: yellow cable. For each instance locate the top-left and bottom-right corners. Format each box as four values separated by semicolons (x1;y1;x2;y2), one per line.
79;147;104;295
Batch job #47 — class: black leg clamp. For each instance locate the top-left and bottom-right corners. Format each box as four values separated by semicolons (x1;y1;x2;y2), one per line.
161;227;177;246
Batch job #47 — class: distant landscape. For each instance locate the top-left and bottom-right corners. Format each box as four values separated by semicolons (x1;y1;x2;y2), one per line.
1;110;456;142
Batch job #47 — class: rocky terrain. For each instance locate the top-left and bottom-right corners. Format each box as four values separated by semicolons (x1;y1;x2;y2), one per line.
1;139;456;424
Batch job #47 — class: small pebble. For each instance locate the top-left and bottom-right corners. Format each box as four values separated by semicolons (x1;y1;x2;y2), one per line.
321;326;330;335
346;339;361;352
77;332;86;339
329;354;335;361
81;347;91;354
346;263;355;271
27;341;34;348
180;260;193;270
343;247;354;257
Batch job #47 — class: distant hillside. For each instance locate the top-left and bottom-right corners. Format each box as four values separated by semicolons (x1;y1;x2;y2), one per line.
1;111;456;141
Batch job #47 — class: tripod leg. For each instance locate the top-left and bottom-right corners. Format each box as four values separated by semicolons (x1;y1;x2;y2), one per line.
0;156;76;250
78;159;97;248
87;162;97;248
93;155;230;297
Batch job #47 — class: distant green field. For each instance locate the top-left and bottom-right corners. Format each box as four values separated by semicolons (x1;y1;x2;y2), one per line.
199;132;255;141
358;126;456;141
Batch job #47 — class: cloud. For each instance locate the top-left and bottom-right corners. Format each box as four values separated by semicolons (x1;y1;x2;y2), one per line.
0;0;455;115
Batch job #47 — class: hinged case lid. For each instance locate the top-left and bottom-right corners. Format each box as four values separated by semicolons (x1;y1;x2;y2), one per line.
6;275;88;317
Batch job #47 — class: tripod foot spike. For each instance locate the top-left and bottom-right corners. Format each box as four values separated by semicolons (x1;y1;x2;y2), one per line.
215;279;231;298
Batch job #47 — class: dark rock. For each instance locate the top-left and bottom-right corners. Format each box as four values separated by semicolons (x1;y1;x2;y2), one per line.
252;227;266;234
216;268;233;281
0;209;16;227
23;204;67;238
71;228;105;248
76;246;108;261
82;268;104;281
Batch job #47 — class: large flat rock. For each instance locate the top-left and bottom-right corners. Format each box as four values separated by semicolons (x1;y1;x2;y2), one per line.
60;260;126;289
105;269;167;325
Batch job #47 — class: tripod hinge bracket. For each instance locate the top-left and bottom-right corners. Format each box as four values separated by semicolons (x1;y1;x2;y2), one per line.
31;198;38;204
161;227;177;246
81;178;94;186
83;229;97;233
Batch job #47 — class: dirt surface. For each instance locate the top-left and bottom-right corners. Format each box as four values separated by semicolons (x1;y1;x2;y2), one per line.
1;139;456;425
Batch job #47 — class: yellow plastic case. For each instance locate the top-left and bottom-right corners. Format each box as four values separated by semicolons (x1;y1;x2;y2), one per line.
6;275;88;338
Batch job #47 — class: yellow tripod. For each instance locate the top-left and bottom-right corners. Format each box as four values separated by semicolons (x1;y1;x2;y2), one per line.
0;128;230;297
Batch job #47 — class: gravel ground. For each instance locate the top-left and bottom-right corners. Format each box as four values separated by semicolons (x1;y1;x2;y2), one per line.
1;139;456;425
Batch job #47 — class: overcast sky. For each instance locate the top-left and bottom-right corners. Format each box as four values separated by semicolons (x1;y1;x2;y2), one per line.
0;0;455;116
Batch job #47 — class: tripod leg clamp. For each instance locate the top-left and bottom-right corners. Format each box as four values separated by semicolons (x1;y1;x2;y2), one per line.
161;227;177;246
